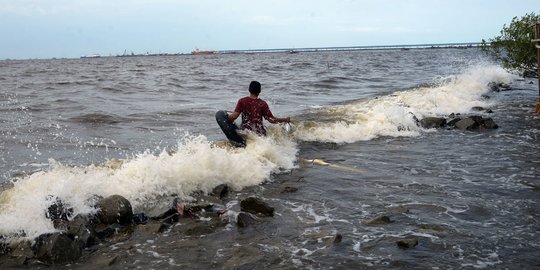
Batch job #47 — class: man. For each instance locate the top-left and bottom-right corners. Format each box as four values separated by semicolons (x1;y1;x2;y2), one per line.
228;81;290;136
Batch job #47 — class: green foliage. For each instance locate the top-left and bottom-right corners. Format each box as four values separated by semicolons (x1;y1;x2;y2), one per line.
481;12;539;77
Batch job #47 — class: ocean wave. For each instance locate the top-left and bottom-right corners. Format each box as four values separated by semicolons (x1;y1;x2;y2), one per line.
293;64;516;143
0;134;297;240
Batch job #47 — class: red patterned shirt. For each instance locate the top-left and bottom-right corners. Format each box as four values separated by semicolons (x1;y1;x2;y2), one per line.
234;97;274;135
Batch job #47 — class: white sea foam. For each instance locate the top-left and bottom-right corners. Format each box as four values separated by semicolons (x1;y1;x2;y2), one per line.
294;64;515;143
0;134;297;240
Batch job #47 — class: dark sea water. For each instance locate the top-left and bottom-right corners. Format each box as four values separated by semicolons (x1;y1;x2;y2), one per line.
1;49;539;269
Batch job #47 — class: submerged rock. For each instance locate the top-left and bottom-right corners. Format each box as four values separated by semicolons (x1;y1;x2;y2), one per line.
396;238;419;249
96;195;133;225
240;197;274;217
366;215;392;225
237;212;258;228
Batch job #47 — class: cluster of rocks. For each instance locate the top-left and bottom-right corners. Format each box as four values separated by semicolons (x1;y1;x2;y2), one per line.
0;185;276;267
418;113;498;131
411;81;513;132
365;215;419;249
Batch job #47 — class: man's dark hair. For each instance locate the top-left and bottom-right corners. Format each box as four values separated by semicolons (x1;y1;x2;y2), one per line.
249;81;261;96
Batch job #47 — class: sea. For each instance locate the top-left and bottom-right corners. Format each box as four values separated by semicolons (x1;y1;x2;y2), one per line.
0;48;539;269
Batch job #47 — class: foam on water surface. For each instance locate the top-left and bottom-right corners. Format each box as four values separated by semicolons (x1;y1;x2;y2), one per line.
0;134;298;240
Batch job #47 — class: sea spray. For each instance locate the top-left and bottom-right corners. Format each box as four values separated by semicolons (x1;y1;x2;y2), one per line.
293;64;516;143
0;133;298;241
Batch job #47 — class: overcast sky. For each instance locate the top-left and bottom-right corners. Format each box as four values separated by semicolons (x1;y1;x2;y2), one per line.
1;0;538;59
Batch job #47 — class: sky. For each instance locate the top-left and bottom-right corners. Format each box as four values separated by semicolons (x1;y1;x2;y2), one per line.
1;0;538;59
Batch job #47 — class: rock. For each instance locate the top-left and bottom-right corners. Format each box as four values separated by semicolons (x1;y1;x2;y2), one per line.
46;197;73;221
96;195;133;225
455;116;498;131
131;213;149;224
211;184;229;199
331;233;342;244
419;117;446;129
67;214;98;248
482;117;498;129
237;212;258;228
240;197;274;217
471;106;485;111
488;82;512;92
9;239;33;264
366;215;392;225
455;117;477;130
396;238;418;249
446;118;461;127
34;233;82;264
93;223;131;239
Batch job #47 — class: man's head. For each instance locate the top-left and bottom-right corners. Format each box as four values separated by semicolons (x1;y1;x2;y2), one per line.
249;81;261;96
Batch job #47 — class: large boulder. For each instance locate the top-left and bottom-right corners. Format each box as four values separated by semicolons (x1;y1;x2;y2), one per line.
240;197;274;217
34;233;82;264
96;195;133;225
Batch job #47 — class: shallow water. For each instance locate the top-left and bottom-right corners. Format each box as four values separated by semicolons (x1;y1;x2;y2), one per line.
0;49;539;269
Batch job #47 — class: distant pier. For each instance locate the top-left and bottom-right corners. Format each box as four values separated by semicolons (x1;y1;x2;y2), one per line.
215;42;484;55
77;42;485;59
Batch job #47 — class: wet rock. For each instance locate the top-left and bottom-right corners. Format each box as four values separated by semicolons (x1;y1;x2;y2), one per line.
366;215;392;225
396;237;418;249
237;212;258;228
488;82;511;92
240;197;274;217
34;233;82;264
96;195;133;225
94;223;130;239
67;214;98;248
9;239;33;265
446;118;461;127
472;106;493;113
131;213;149;224
52;219;69;230
419;117;446;129
330;233;342;244
46;197;73;221
211;184;229;199
455;116;498;131
455;117;476;130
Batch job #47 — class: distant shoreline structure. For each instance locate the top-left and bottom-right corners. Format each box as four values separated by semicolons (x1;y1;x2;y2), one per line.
1;42;487;60
216;42;484;55
102;42;484;58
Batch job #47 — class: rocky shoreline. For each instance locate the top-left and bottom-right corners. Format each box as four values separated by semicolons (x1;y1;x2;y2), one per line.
0;183;278;267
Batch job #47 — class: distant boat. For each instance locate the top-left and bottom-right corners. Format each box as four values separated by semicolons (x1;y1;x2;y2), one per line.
288;49;298;54
191;48;215;55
